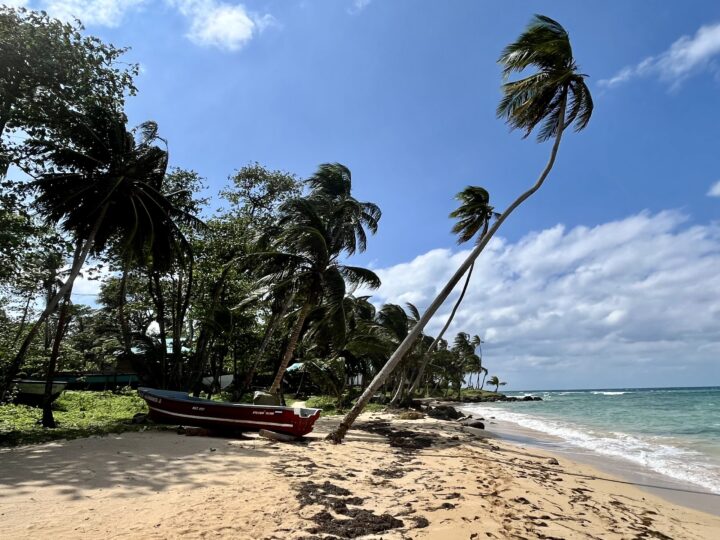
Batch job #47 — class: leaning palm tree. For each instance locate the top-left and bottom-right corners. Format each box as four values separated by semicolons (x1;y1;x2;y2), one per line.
0;107;200;401
404;186;496;401
329;14;593;442
259;198;381;397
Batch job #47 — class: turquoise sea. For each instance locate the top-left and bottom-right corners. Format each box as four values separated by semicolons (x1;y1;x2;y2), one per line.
462;387;720;495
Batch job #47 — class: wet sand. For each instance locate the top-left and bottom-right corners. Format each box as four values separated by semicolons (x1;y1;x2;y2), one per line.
1;412;719;539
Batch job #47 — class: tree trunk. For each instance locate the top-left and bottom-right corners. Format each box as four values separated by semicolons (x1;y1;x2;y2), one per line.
190;266;231;395
42;289;73;428
269;300;312;394
0;205;107;400
42;240;82;428
12;295;33;348
389;372;406;406
405;260;476;401
118;259;132;356
172;261;193;387
327;98;568;443
149;271;168;388
235;291;295;400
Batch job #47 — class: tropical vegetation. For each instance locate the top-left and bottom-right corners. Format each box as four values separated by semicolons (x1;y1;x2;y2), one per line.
0;8;591;444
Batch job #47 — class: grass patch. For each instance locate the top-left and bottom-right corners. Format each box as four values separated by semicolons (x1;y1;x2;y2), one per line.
0;390;150;447
305;395;386;416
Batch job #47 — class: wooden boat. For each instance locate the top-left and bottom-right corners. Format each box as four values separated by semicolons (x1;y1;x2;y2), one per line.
13;379;68;406
137;387;322;437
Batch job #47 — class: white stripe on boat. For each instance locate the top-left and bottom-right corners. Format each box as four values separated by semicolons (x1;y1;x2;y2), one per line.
147;406;295;428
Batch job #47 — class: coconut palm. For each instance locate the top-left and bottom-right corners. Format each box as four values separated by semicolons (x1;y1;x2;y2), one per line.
329;14;593;442
260;196;380;396
487;375;507;393
404;186;496;401
0;107;201;401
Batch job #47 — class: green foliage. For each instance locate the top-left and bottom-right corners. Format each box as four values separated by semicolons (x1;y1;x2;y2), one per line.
305;394;384;416
0;390;149;446
0;6;137;168
497;14;593;141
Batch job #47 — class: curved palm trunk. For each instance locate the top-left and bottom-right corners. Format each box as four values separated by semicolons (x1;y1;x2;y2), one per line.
0;206;107;400
405;261;476;402
481;370;488;389
327;101;568;443
269;300;312;395
388;371;406;405
118;259;132;356
236;291;295;400
42;287;74;428
149;271;168;388
11;295;33;348
190;266;231;395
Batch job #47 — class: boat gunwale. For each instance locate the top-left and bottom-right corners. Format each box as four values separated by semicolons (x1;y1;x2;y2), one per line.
137;387;322;417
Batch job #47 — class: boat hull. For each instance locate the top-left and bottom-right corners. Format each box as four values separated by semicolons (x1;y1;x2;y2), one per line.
13;380;68;406
138;387;322;437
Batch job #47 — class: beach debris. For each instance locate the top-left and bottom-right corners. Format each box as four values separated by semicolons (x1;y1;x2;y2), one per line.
307;508;403;538
259;429;299;443
397;410;424;420
410;515;430;528
358;420;437;450
426;405;463;420
547;457;560;465
296;481;404;538
459;418;486;429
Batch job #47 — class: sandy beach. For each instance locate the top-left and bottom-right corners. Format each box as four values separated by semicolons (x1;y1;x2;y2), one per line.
1;412;719;539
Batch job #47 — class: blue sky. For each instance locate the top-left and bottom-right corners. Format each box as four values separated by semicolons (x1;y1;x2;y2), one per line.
16;0;720;389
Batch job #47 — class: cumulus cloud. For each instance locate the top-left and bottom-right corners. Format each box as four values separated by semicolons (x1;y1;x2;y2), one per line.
708;180;720;197
28;1;273;51
40;0;146;27
169;0;274;51
364;211;720;388
600;22;720;89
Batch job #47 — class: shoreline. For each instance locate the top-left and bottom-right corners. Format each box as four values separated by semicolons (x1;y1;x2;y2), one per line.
1;412;719;539
453;401;720;517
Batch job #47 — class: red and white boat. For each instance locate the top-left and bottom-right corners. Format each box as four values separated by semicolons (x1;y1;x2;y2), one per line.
137;387;322;437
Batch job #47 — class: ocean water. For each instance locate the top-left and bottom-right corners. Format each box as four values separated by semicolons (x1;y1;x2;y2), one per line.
461;387;720;495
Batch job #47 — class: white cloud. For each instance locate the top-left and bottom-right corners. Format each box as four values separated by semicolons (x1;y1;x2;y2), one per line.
348;0;372;14
364;211;720;389
599;22;720;89
40;0;146;27
169;0;274;51
708;180;720;197
4;0;30;7
29;1;273;51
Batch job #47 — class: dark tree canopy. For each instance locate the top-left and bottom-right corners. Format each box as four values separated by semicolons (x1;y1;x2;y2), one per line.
0;6;137;169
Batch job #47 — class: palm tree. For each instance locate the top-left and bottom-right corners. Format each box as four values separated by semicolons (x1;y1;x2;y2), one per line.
404;186;496;401
329;14;593;442
260;195;380;397
487;375;507;393
0;107;200;401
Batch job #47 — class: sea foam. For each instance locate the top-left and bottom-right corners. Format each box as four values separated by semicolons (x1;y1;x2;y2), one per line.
462;405;720;495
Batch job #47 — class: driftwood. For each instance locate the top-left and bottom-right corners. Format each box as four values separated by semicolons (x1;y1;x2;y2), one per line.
259;429;298;443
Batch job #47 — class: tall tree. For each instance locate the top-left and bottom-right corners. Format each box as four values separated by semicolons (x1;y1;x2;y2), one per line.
404;186;496;401
329;14;593;442
0;109;200;399
0;7;136;173
261;197;381;396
